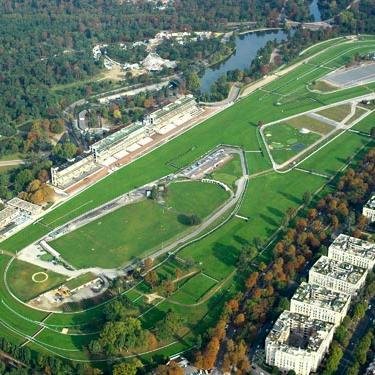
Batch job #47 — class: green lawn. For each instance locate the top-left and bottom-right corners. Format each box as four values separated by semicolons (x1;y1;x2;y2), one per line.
211;155;243;189
349;107;369;124
310;80;338;92
287;115;334;134
317;104;352;122
50;181;229;268
264;123;322;164
64;273;96;290
6;259;67;301
170;273;217;304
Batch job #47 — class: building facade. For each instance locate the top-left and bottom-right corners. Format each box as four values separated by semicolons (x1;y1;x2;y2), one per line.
290;282;351;326
363;194;375;223
328;234;375;270
265;311;335;375
51;155;101;189
309;256;367;295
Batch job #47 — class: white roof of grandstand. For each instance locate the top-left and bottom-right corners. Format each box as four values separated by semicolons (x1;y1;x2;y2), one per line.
150;95;195;120
7;197;42;215
0;206;19;224
91;122;145;153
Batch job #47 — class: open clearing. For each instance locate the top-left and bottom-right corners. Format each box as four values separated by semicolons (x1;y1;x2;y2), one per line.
317;103;352;122
287;115;334;134
6;259;67;302
0;37;374;363
50;181;229;268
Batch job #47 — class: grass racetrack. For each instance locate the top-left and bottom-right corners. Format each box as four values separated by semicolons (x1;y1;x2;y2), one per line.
0;36;374;363
50;181;229;269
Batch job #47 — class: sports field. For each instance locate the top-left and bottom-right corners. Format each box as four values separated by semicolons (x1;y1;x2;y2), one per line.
50;181;229;268
0;36;374;363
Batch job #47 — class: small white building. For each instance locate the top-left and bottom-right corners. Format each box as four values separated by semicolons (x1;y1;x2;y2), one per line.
290;282;351;326
309;256;367;295
328;234;375;270
265;311;335;375
363;194;375;223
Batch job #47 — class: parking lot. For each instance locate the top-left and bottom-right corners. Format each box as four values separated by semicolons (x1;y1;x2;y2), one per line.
324;62;375;87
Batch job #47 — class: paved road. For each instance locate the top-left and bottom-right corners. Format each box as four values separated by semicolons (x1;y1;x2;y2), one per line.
0;159;24;167
200;83;241;107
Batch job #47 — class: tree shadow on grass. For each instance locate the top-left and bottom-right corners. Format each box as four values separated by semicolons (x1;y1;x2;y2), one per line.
233;235;249;247
266;206;284;219
278;190;301;205
212;242;239;269
259;213;279;228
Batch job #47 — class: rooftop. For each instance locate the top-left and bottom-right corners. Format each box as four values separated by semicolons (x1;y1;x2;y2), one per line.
292;282;350;312
330;234;375;262
150;95;195;121
310;256;367;284
267;311;334;353
91;122;145;153
7;197;42;215
0;206;19;223
365;194;375;210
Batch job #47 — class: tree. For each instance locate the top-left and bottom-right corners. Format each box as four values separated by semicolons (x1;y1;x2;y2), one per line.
323;342;343;375
50;119;64;134
112;359;142;375
201;337;220;370
144;269;158;288
155;361;184;375
96;318;147;355
156;310;185;341
14;169;33;192
162;279;175;296
352;302;367;321
186;72;200;93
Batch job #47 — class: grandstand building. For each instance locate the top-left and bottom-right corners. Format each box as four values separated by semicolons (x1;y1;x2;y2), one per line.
309;256;367;295
7;197;42;216
328;234;375;270
290;282;351;326
51;96;202;189
90;122;151;164
265;311;335;375
51;155;102;189
144;95;203;134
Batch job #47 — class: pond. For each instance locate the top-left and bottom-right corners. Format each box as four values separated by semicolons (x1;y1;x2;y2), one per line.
309;0;322;21
199;29;291;93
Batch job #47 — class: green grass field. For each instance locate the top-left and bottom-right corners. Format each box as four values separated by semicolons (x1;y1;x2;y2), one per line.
0;37;374;363
317;104;352;122
265;123;321;164
287;115;334;134
50;181;229;268
211;155;243;188
170;273;217;304
6;259;67;302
